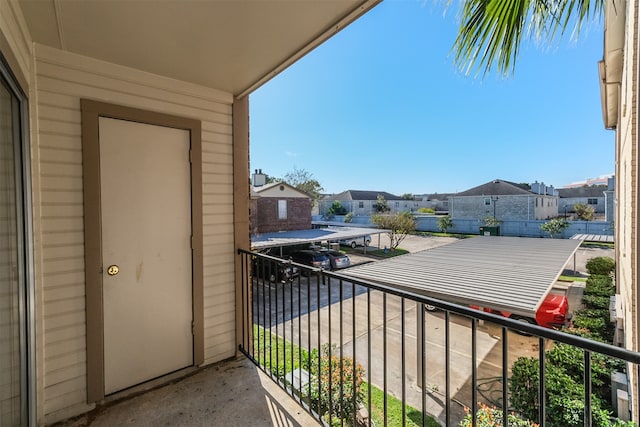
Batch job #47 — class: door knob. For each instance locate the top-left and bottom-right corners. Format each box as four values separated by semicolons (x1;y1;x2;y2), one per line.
107;265;120;276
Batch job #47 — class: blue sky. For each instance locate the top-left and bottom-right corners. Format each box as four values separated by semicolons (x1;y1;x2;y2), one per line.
249;1;613;195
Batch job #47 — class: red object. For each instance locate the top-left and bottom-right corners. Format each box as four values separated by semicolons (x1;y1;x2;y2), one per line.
470;293;570;329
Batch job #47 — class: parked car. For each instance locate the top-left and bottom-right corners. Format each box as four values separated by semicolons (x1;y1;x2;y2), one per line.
322;249;351;270
471;292;570;333
339;235;372;249
289;250;330;274
252;256;299;283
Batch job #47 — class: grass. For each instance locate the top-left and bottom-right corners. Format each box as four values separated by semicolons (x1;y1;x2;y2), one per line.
253;325;440;427
363;383;441;427
414;231;474;239
367;248;410;258
559;275;588;282
580;241;614;249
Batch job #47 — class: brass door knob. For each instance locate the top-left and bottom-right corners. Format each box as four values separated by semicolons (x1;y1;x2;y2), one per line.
107;265;120;276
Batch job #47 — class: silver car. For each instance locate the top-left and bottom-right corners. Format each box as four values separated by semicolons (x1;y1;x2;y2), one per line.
324;250;350;269
339;235;371;249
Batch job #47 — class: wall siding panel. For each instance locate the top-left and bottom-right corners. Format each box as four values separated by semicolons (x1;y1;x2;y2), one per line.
33;44;235;423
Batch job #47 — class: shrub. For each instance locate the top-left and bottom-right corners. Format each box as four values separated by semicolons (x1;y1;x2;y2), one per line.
437;215;454;234
344;212;354;223
509;357;618;426
586;257;615;276
582;295;611;310
417;207;435;214
307;344;365;421
459;403;537;426
584;275;615;297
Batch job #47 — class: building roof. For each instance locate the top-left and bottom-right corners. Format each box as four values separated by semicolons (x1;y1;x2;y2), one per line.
557;186;607;198
331;190;403;201
251;226;385;250
426;193;454;201
453;179;534;197
251;182;310;198
342;236;582;318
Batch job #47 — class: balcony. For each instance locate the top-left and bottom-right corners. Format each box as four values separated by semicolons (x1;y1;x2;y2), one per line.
59;250;639;427
238;250;640;426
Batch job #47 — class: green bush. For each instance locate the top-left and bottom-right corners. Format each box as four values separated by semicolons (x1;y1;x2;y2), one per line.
306;344;364;422
459;403;537;426
575;308;610;319
582;294;611;310
509;357;619;426
584;275;615;297
417;207;435;214
586;257;615;276
573;316;614;342
344;212;354;223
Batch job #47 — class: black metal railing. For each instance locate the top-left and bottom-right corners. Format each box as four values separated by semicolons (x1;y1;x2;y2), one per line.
238;249;640;426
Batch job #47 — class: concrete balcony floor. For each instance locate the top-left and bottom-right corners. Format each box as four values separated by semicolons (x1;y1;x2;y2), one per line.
55;357;320;427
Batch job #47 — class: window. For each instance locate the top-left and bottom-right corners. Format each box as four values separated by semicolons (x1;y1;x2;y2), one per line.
484;198;491;205
358;201;364;208
588;198;598;205
395;201;400;208
278;200;287;219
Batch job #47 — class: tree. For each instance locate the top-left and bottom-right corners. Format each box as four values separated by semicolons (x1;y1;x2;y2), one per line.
574;202;596;221
452;0;604;77
373;194;390;213
540;217;569;238
282;167;324;203
437;215;454;234
327;201;347;216
371;211;416;250
401;193;415;200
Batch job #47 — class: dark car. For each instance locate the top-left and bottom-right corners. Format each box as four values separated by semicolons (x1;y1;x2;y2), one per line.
289;250;330;274
322;249;350;269
252;256;299;283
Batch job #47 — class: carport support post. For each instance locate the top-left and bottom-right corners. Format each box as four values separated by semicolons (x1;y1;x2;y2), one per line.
417;303;424;389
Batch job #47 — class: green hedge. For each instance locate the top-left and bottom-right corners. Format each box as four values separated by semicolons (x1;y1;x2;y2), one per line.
586;257;615;276
584;275;615;297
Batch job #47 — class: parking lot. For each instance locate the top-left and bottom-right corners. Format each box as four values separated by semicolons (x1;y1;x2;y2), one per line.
255;235;612;424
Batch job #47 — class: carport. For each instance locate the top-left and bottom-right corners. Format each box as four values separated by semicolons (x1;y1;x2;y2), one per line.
251;226;386;254
342;236;583;318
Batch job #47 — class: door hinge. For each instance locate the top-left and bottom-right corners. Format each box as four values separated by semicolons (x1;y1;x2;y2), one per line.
191;321;195;335
189;150;193;164
191;235;194;249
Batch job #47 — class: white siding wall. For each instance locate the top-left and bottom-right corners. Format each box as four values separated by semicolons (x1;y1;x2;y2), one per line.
32;44;236;423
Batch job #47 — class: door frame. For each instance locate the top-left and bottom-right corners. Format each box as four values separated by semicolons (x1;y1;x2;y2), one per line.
81;99;203;402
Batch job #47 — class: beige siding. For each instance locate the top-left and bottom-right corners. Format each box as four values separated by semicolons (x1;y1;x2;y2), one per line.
615;0;638;419
32;44;237;423
0;0;32;88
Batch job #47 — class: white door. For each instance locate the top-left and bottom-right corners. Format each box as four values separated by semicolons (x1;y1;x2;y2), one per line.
99;117;193;394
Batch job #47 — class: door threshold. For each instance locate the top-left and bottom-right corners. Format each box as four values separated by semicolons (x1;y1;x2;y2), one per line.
101;365;199;405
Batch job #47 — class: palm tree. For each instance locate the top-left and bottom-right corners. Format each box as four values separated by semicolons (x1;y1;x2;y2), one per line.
452;0;605;76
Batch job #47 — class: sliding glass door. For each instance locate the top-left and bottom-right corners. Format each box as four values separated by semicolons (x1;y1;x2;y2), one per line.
0;57;31;426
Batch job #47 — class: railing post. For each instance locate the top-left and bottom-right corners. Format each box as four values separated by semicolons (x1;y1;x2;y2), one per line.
417;302;424;389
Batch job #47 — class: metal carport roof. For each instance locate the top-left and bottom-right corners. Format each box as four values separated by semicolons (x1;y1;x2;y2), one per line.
251;226;386;250
341;236;582;318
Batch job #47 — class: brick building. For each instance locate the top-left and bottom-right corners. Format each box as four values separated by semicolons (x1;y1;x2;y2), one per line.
250;182;312;234
449;179;558;221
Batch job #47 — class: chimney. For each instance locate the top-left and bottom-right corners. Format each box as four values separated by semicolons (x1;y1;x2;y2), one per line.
253;169;266;187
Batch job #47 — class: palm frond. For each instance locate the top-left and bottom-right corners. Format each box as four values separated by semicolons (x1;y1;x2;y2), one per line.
452;0;605;77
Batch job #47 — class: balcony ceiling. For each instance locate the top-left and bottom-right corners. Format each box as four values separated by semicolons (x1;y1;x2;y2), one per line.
19;0;379;97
